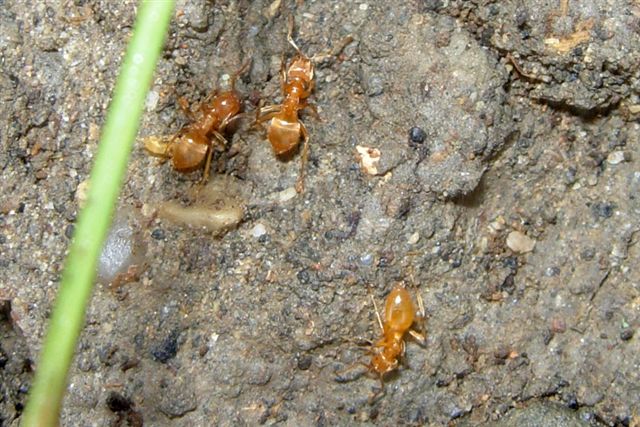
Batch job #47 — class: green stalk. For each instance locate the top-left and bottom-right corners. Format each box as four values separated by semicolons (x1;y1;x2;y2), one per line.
21;1;174;425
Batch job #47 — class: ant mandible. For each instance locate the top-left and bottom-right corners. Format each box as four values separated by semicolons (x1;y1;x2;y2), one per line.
255;16;320;193
144;60;250;183
367;283;426;400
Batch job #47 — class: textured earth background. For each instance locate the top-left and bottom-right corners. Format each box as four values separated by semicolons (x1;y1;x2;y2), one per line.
1;0;639;425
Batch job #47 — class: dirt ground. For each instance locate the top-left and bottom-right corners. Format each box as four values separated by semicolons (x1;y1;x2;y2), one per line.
1;0;639;425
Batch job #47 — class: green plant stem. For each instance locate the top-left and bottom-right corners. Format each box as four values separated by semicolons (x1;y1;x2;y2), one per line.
21;1;174;425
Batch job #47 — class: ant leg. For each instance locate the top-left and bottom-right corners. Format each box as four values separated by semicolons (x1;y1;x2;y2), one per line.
370;295;384;333
200;88;220;107
368;377;386;405
279;52;288;94
408;329;426;346
255;106;281;123
304;102;322;122
287;15;302;55
178;97;197;121
200;131;228;184
219;111;251;134
416;293;428;329
295;121;310;193
344;337;374;348
253;107;280;133
311;35;355;63
230;58;252;90
210;130;228;150
417;292;425;319
201;147;214;185
408;293;427;345
334;361;369;383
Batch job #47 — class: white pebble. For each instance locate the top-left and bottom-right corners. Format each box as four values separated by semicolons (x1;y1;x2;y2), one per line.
607;151;625;165
277;187;298;203
145;90;159;111
506;231;536;254
75;179;90;207
407;232;420;245
252;223;267;238
355;145;381;175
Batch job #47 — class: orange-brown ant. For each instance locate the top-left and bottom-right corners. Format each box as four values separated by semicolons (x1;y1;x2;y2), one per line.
144;60;250;183
369;284;426;377
338;283;426;402
254;17;320;193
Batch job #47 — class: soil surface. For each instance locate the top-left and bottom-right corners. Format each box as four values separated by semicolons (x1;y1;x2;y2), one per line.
1;0;639;426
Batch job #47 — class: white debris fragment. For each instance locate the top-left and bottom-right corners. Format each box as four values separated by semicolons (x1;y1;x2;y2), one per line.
355;145;381;175
75;179;90;207
607;151;626;165
98;209;143;284
506;231;536;254
407;232;420;245
264;0;282;19
251;223;267;239
277;187;297;203
145;90;159;111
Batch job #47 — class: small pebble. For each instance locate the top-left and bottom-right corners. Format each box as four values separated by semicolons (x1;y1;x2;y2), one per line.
0;347;7;367
145;90;160;111
360;253;374;266
580;247;595;260
592;202;614;219
151;228;165;240
75;180;90;207
265;0;282;19
366;76;384;97
185;1;209;32
566;394;579;410
407;232;420;245
251;223;267;238
503;256;518;270
64;224;75;239
564;167;577;185
506;231;536;254
106;392;132;413
277;187;297;203
297;354;312;370
355;145;381;175
297;269;310;284
550;318;566;333
620;328;634;341
607;151;626;165
151;330;179;363
32;109;49;127
408;127;426;145
545;266;560;276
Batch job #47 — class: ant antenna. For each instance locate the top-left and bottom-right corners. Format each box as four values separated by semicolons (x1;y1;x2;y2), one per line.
287;15;302;55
